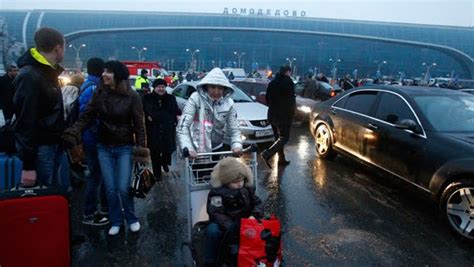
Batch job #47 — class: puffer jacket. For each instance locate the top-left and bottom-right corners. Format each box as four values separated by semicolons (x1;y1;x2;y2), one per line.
207;158;263;230
62;84;79;120
177;68;242;153
68;80;145;147
13;48;65;170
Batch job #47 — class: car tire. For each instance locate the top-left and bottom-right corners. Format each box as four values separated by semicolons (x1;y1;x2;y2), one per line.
315;123;336;160
440;179;474;241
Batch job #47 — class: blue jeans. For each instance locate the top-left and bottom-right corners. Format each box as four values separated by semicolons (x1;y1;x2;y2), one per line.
36;145;70;191
205;223;223;264
83;144;108;216
97;144;137;227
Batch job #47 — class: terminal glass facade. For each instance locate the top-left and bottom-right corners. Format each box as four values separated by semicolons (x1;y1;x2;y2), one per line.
1;10;473;78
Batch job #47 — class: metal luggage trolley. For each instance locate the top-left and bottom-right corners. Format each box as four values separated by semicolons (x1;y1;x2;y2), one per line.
183;145;258;243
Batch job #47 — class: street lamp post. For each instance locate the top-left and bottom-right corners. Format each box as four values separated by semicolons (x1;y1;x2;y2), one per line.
131;46;147;61
286;57;296;68
186;48;200;72
233;51;246;69
329;58;341;80
316;41;325;72
286;57;296;75
68;43;86;70
374;60;387;78
422;62;437;84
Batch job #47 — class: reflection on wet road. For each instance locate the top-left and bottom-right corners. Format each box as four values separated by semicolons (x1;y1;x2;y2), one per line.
72;125;474;266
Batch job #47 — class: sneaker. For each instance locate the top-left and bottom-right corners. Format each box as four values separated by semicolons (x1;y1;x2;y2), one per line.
130;222;141;232
108;226;120;236
98;209;109;216
82;213;110;226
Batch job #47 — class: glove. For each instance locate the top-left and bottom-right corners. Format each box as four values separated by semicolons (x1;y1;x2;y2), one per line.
133;146;151;163
62;128;81;148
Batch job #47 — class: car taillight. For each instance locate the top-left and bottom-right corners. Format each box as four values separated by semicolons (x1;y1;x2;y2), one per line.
330;91;336;97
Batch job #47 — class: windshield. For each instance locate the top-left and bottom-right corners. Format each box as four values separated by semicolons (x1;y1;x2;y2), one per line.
414;95;474;132
230;86;254;103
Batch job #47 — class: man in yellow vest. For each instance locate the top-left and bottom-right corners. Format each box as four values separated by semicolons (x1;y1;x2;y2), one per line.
134;69;150;91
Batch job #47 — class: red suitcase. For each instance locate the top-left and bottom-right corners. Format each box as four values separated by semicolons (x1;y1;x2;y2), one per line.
0;188;70;267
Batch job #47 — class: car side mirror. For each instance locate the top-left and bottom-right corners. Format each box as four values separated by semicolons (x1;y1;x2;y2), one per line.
395;119;422;134
250;95;256;101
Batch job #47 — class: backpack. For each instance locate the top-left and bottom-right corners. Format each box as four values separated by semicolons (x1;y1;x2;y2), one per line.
66;80;96;126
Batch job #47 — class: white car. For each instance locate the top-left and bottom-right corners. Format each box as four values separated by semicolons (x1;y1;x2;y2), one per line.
171;82;274;145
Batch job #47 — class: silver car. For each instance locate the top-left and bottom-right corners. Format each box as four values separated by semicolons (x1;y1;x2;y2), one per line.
171;82;274;145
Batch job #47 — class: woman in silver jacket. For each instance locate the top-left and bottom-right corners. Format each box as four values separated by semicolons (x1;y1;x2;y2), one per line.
177;67;242;158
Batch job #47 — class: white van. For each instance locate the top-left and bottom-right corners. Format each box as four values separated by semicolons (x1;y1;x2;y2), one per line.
222;68;246;80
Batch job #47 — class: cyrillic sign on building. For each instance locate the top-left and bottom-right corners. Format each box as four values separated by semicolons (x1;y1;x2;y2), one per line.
223;8;306;17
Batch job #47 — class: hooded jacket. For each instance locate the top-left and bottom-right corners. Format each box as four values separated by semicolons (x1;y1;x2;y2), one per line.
13;48;65;170
207;157;263;230
177;68;242;153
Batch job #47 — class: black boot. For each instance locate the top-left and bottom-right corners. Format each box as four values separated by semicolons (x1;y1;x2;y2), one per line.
261;138;285;168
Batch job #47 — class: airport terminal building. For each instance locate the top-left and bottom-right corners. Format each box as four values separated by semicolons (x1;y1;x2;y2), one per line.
1;9;473;79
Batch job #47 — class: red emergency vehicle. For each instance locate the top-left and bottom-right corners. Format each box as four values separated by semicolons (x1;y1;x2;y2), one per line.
123;61;169;77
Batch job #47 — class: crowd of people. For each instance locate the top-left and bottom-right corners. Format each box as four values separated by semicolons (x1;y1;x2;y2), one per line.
0;26;296;266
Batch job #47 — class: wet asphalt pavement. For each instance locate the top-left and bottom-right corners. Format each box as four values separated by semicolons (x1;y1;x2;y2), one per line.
72;125;474;266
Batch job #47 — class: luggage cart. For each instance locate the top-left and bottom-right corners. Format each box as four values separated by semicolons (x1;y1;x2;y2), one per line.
183;145;258;246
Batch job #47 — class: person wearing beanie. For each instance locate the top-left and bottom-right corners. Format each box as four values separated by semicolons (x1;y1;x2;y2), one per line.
134;68;150;91
177;67;242;158
64;60;149;235
62;73;84;120
205;157;263;266
142;78;179;179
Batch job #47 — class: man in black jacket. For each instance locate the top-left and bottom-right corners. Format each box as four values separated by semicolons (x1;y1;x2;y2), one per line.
13;27;68;189
0;65;19;121
261;65;295;168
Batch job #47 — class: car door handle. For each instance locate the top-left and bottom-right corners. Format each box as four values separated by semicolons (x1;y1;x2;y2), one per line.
367;123;378;130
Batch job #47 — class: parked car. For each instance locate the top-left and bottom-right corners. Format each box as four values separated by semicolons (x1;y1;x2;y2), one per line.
294;81;343;101
309;85;474;241
171;81;274;145
231;79;317;122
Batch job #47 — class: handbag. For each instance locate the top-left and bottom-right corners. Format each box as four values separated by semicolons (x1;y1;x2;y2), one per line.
238;216;283;267
130;162;156;198
66;144;86;166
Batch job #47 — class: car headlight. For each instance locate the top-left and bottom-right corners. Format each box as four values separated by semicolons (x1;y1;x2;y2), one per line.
239;120;249;127
297;105;312;113
241;134;247;141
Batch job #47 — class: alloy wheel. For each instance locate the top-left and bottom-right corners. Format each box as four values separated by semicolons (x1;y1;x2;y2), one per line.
446;187;474;239
316;124;331;155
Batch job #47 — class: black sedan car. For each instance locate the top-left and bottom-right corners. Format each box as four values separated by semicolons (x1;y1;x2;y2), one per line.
309;85;474;240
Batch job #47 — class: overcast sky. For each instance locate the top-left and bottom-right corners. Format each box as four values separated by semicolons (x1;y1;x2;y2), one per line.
1;0;473;27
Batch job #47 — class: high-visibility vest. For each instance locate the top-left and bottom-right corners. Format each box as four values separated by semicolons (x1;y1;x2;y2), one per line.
134;76;149;89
